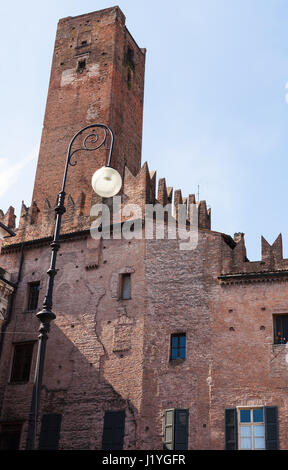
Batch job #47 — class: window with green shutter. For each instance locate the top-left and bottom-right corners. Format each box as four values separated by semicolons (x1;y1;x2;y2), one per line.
163;409;174;449
224;406;279;450
264;406;279;450
225;408;238;450
163;408;189;450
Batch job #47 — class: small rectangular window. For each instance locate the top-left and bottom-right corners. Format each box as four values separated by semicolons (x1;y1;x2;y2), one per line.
120;274;131;300
274;314;288;344
77;60;86;73
170;333;186;360
0;422;23;450
10;342;34;383
39;414;62;450
27;281;40;311
102;410;125;450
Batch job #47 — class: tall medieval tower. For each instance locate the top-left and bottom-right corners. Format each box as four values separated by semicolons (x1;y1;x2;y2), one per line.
32;7;146;216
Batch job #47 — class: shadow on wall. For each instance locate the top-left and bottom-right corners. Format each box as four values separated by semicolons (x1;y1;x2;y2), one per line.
0;319;139;450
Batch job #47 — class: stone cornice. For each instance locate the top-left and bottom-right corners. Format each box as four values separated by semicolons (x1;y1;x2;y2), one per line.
0;229;90;254
218;270;288;285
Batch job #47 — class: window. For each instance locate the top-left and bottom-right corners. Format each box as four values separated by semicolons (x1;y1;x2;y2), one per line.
163;409;189;450
170;333;186;360
127;68;132;89
102;411;125;450
27;281;40;311
239;408;265;450
120;273;131;300
10;342;34;383
0;422;23;450
125;47;135;90
274;315;288;344
225;407;279;450
77;31;91;48
39;414;62;450
77;59;86;73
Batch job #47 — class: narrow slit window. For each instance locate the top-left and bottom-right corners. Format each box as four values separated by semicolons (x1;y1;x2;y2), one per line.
27;281;40;311
127;68;132;89
125;47;135;69
120;273;131;300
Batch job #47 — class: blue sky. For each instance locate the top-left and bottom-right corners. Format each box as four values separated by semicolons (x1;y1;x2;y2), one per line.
1;0;288;260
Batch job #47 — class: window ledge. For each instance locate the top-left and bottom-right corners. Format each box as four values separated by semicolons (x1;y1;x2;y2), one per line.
9;381;30;385
169;358;186;366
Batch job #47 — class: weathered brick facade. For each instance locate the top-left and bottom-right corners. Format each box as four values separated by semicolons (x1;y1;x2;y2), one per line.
0;6;287;450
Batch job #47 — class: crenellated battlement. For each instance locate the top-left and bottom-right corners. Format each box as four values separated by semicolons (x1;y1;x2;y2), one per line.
219;232;288;283
0;161;211;246
0;207;16;231
2;157;285;281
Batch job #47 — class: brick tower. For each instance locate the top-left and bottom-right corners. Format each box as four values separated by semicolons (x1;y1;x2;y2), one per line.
32;6;146;216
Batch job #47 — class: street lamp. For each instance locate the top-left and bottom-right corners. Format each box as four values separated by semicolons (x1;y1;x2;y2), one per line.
0;222;16;239
25;124;121;450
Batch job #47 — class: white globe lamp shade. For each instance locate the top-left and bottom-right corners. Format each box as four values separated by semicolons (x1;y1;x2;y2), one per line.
91;166;122;197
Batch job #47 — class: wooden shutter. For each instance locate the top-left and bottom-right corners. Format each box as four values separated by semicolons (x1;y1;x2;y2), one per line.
102;410;125;450
38;414;62;450
225;408;238;450
163;409;175;450
264;406;279;450
174;409;189;450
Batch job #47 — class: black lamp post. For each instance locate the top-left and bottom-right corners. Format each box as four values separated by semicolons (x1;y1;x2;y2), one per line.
25;124;122;450
0;221;16;239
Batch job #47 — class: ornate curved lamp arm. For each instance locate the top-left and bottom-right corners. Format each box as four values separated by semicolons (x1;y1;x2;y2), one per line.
62;123;114;193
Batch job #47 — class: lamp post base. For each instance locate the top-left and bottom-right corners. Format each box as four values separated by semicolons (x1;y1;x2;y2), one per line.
25;308;56;450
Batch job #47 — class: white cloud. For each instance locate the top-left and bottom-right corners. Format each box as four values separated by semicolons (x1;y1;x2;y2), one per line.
0;147;38;198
